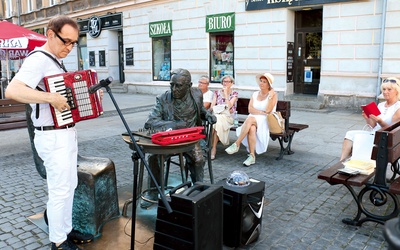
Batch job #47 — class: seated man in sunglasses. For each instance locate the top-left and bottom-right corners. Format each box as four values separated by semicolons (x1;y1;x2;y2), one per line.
340;77;400;161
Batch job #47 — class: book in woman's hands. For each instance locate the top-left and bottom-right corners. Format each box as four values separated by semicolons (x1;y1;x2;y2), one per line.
361;102;381;118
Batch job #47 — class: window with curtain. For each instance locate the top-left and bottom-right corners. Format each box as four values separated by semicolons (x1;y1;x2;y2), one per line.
210;32;234;83
152;37;171;81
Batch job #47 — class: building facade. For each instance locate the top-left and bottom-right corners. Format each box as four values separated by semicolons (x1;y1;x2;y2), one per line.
1;0;399;108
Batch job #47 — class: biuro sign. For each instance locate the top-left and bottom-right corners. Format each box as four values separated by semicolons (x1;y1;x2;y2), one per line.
0;37;29;49
206;12;235;32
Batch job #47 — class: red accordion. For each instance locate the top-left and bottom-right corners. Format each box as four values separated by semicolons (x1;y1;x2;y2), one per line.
151;126;206;146
43;69;103;128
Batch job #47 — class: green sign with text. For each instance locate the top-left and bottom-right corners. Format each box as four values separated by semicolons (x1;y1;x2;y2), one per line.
206;12;235;32
149;20;172;37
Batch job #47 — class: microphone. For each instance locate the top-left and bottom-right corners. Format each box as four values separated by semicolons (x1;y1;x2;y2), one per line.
88;76;113;94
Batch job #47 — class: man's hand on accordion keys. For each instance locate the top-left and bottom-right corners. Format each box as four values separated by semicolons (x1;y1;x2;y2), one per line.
51;92;70;113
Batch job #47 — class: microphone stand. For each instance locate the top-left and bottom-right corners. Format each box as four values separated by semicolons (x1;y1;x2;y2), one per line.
103;85;172;250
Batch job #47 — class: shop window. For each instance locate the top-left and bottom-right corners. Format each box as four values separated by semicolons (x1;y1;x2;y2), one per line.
210;32;234;82
152;37;171;81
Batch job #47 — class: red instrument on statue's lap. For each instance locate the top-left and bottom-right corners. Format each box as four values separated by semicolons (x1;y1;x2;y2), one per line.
43;69;103;128
151;126;205;146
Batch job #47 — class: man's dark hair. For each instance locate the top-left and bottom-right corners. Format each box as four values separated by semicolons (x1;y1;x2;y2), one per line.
171;68;191;86
47;15;79;33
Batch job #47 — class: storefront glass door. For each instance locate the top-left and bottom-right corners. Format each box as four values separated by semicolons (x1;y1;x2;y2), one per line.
118;31;125;83
294;9;322;95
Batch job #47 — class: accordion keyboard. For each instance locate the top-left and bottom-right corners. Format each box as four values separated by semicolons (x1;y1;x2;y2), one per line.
47;75;73;127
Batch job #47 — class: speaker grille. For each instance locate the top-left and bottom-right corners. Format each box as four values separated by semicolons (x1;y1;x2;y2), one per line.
217;179;265;247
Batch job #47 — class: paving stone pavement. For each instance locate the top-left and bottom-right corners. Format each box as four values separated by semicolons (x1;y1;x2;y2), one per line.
0;92;392;249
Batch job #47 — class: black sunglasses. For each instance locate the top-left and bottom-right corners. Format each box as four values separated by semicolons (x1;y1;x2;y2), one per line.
383;79;398;84
53;30;78;47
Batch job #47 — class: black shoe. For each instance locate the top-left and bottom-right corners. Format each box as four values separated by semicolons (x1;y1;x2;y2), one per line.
51;240;82;250
67;229;94;244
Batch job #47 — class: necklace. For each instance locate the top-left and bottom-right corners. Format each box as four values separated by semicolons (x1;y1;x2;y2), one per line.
259;91;268;97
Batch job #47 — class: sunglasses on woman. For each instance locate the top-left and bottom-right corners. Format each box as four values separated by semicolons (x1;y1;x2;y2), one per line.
383;79;398;84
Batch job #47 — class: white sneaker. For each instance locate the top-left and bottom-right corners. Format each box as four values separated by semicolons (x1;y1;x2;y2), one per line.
225;143;240;154
243;154;255;166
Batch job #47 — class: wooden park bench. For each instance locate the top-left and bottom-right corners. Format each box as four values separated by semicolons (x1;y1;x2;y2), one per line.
0;98;27;131
232;98;309;160
318;120;400;226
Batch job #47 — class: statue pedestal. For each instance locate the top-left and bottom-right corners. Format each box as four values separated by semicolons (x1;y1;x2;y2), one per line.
72;155;120;237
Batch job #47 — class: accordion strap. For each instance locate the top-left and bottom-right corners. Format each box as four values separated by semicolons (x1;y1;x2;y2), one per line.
28;50;68;119
28;50;68;73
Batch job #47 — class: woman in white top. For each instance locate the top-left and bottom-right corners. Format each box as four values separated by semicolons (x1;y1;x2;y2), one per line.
225;73;277;166
340;77;400;160
197;76;213;109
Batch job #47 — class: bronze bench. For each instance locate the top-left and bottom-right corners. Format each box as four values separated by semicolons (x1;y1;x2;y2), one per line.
232;98;309;160
318;121;400;226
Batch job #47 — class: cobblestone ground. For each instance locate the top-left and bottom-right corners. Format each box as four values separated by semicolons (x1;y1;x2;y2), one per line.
0;97;391;249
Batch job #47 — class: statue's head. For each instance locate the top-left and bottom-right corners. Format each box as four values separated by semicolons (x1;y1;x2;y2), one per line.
170;68;192;99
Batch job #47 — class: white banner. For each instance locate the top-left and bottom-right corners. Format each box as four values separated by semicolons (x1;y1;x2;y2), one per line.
0;49;30;60
0;37;29;49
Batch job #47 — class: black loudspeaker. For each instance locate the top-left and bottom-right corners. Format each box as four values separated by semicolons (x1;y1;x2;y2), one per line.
154;182;223;250
217;178;265;248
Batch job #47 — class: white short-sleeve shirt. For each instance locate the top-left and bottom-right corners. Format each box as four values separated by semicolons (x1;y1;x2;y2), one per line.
14;49;65;127
203;90;214;104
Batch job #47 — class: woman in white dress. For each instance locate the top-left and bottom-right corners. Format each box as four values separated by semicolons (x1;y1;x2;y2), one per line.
340;77;400;161
225;73;277;166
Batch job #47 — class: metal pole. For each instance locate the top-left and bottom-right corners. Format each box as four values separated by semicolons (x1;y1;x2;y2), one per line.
17;0;21;26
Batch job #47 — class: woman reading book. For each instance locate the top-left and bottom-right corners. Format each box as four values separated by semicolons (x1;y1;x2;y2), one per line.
340;77;400;161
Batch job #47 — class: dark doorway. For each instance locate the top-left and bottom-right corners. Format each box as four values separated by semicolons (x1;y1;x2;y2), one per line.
294;9;322;95
118;31;125;83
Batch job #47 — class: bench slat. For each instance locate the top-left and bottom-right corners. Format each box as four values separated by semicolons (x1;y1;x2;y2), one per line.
0;99;26;113
0;99;25;105
317;162;374;187
0;117;27;123
0;121;28;131
374;123;400;148
288;123;309;132
0;105;26;113
389;178;400;195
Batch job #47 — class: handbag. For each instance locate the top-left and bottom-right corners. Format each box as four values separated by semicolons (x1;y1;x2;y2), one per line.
212;104;228;114
267;112;285;134
351;131;375;161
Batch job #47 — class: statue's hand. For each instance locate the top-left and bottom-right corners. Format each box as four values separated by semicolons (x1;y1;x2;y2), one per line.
175;120;187;128
206;113;217;124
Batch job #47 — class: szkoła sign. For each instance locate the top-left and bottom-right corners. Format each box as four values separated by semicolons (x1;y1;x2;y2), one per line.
206;13;235;32
149;20;172;37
